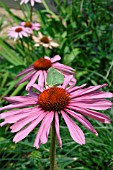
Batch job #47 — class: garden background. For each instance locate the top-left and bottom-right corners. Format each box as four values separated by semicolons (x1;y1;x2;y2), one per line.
0;0;113;169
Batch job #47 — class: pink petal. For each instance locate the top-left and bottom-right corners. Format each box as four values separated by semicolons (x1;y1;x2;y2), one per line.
69;99;112;110
3;96;37;103
13;111;47;143
10;107;42;132
67;105;111;123
34;111;54;149
62;75;74;89
16;71;36;86
55;112;62;148
4;112;31;123
65;109;98;135
50;55;61;63
0;107;34;119
61;111;85;145
26;71;40;90
0;101;37;111
38;71;45;87
67;84;87;93
15;65;34;78
70;84;108;98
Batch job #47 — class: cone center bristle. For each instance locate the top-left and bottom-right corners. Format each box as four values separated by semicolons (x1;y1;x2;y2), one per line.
15;27;23;32
40;36;50;44
38;87;70;111
24;22;32;28
34;58;52;70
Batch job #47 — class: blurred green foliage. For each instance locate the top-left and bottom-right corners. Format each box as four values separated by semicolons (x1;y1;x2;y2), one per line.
0;0;113;169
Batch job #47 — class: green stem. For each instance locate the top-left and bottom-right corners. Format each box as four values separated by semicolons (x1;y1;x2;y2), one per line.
42;0;59;21
50;118;56;170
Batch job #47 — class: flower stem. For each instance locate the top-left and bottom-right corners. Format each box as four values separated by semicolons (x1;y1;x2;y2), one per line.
50;118;56;170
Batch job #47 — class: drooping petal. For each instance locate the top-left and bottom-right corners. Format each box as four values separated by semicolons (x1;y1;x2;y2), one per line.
13;111;47;143
26;71;40;90
55;112;62;148
38;71;45;87
34;111;54;149
69;99;112;110
65;108;98;135
61;111;85;145
66;105;111;123
0;107;35;119
10;108;42;132
16;71;36;86
15;65;34;78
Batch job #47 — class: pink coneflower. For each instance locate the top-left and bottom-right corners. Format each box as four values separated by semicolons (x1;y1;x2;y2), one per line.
20;0;41;6
20;21;40;31
8;26;32;41
0;77;112;149
32;32;59;49
15;55;76;90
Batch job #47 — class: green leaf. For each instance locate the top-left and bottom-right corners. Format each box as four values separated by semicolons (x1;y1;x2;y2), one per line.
0;1;22;23
46;67;64;87
0;38;24;66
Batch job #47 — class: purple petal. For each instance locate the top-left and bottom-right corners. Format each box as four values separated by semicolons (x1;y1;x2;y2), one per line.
50;55;61;63
0;107;35;119
70;84;108;98
10;108;42;132
55;112;62;148
13;111;47;143
16;70;36;86
65;109;98;135
0;101;37;111
3;96;37;103
26;71;40;90
67;84;87;93
62;75;74;89
66;105;111;123
34;111;54;149
61;110;85;145
15;65;34;78
38;71;45;87
69;99;112;110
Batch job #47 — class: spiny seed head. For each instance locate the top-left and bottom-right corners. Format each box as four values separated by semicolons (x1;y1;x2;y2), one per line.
38;87;70;111
40;36;50;44
15;27;23;32
24;22;32;28
34;58;52;70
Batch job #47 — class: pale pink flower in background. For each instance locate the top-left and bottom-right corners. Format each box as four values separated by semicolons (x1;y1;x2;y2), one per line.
8;26;32;41
0;76;112;149
32;32;59;49
15;55;76;90
20;21;40;31
20;0;41;6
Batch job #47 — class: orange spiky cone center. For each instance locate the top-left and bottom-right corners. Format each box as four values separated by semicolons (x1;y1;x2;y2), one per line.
34;58;52;70
15;27;23;32
24;22;32;28
38;87;70;111
40;36;50;43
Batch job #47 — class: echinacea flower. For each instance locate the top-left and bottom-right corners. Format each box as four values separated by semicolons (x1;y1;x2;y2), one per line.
15;55;76;90
0;76;112;149
32;32;59;49
20;0;41;6
8;26;32;41
20;21;40;31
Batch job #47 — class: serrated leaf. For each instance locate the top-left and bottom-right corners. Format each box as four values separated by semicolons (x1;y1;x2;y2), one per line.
46;67;64;87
